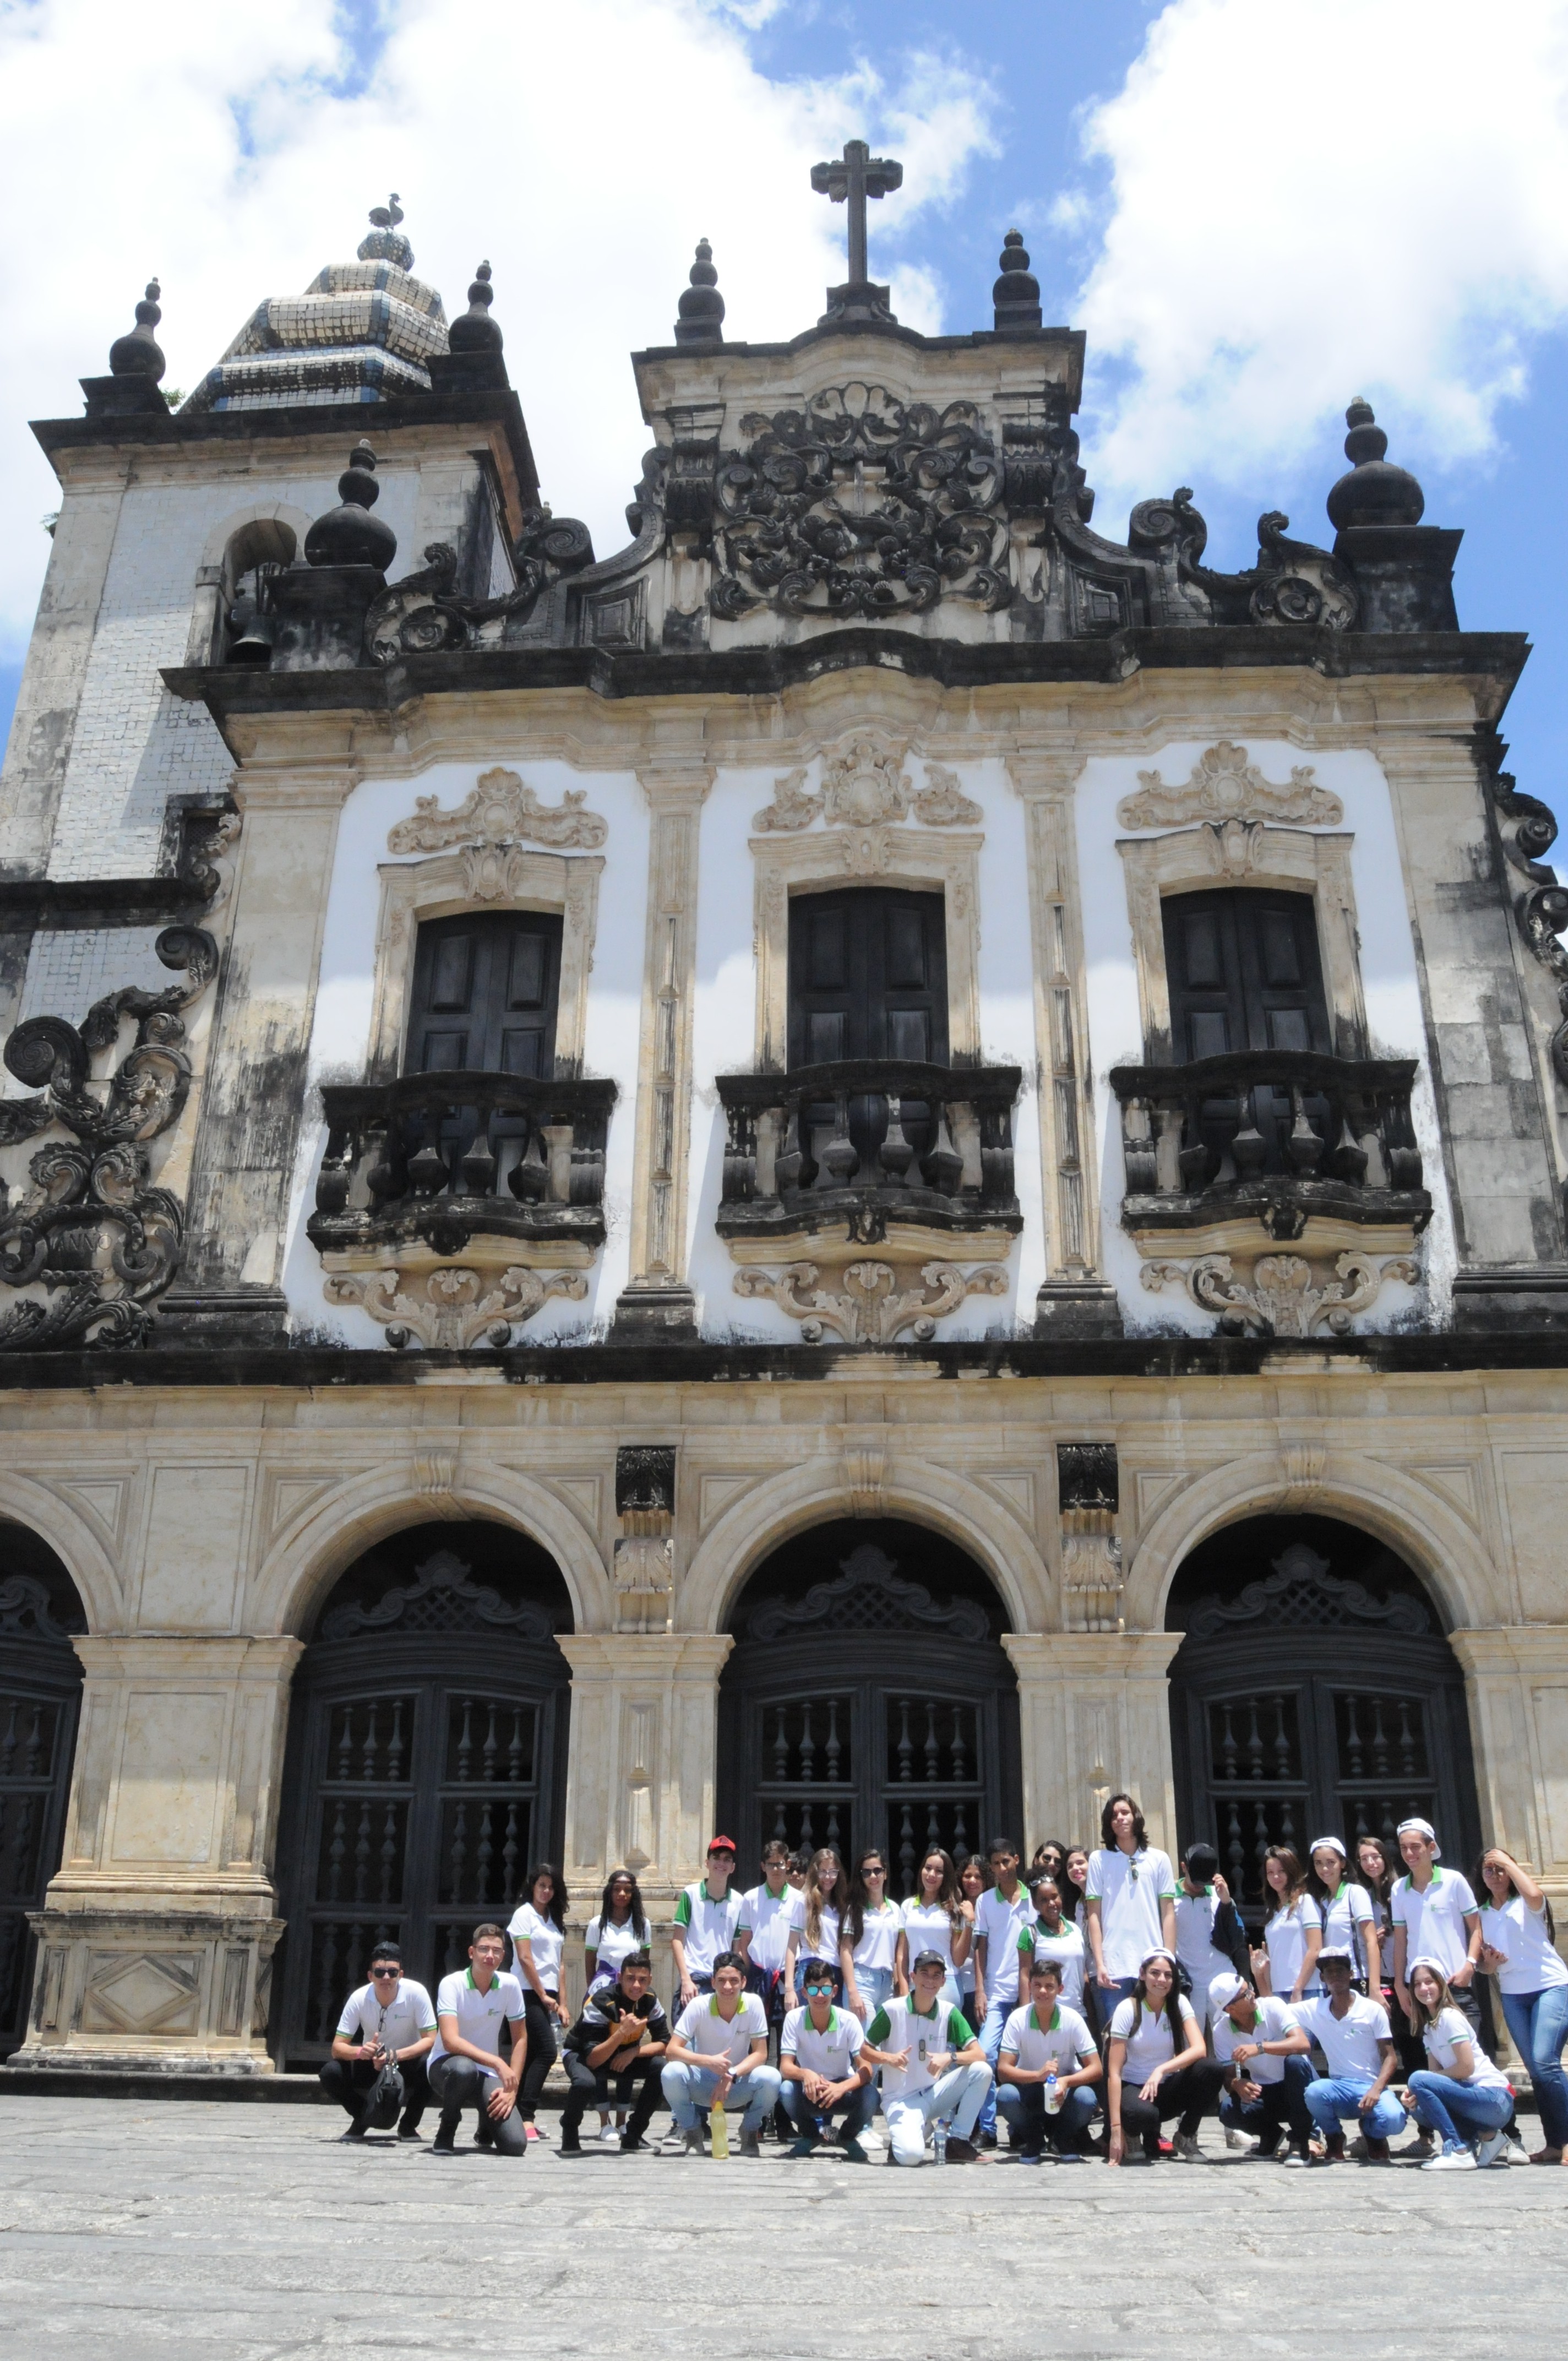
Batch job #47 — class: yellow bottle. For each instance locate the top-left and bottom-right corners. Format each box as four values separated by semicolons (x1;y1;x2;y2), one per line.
710;2098;730;2159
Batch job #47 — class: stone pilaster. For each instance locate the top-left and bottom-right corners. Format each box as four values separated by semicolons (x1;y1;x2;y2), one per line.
615;757;714;1334
1002;1631;1182;1856
14;1634;302;2074
1450;1625;1568;1912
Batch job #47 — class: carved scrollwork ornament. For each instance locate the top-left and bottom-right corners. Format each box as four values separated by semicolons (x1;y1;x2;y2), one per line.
387;768;608;855
0;927;216;1349
1141;1248;1419;1339
324;1261;587;1350
734;1255;1006;1345
365;511;595;663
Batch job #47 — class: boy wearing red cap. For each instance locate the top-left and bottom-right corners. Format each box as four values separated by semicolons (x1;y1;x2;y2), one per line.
673;1837;745;2010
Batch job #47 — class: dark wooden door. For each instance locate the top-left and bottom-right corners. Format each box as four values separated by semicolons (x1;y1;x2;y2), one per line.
1163;888;1330;1060
788;889;948;1066
0;1579;83;2057
273;1548;569;2065
1168;1544;1478;1928
717;1539;1020;1896
406;911;563;1078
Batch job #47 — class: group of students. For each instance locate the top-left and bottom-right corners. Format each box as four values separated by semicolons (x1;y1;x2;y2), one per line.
320;1801;1568;2172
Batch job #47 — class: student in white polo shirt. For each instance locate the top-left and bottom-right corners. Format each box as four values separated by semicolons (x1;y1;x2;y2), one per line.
660;1949;782;2156
1477;1843;1568;2163
1173;1843;1246;2021
1390;1818;1483;2039
322;1941;437;2141
1105;1948;1221;2163
1292;1946;1405;2163
736;1839;796;2020
971;1835;1034;2146
995;1956;1101;2161
1402;1956;1515;2170
427;1923;529;2156
862;1949;992;2165
1017;1875;1088;2016
1209;1970;1314;2165
1085;1793;1178;2009
1304;1837;1379;1988
672;1837;745;2009
839;1847;903;2023
779;1957;874;2160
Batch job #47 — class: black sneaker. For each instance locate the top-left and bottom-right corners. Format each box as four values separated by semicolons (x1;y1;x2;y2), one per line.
396;2121;424;2142
431;2123;458;2155
559;2130;582;2155
944;2136;980;2164
475;2118;497;2150
977;2130;999;2151
339;2123;368;2143
619;2132;647;2153
785;2135;816;2159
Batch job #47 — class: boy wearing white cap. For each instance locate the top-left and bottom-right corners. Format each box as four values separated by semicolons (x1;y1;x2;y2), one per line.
1390;1819;1483;2041
1293;1946;1405;2162
1210;1971;1313;2165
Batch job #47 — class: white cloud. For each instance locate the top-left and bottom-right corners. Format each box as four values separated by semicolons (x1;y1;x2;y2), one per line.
1071;0;1568;524
0;0;996;650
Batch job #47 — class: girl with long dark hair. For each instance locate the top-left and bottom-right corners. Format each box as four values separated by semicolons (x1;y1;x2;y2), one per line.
582;1866;650;2140
783;1846;846;2003
896;1847;972;2009
1305;1837;1378;1988
1251;1846;1321;2002
955;1852;989;2031
1106;1949;1222;2164
507;1862;570;2142
840;1847;903;2021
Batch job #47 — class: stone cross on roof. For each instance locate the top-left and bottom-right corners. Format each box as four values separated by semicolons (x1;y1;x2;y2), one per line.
811;138;903;290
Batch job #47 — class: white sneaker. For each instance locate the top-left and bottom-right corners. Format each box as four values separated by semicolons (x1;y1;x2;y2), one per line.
1421;2147;1477;2171
1172;2132;1202;2162
598;2123;622;2144
1223;2126;1259;2154
1475;2131;1510;2170
1504;2136;1532;2166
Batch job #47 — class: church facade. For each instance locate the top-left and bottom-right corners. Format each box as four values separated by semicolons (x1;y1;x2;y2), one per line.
2;161;1567;2070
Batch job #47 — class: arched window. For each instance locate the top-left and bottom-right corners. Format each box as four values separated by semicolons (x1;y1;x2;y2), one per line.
220;519;298;666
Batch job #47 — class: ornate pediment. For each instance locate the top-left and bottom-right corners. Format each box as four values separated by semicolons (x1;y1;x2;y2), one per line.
1186;1542;1431;1638
1117;742;1344;831
747;1542;992;1642
319;1548;559;1641
386;768;607;856
753;741;982;834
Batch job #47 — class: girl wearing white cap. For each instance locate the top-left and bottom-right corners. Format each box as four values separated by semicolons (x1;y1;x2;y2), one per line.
1390;1819;1483;2040
1476;1845;1568;2163
1305;1837;1379;1989
1251;1846;1321;2002
1401;1957;1514;2170
1105;1948;1223;2164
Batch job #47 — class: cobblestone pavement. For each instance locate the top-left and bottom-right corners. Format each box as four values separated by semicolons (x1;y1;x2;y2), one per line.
1;2098;1565;2360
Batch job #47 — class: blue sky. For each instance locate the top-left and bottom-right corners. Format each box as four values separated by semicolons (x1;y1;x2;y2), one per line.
3;0;1566;810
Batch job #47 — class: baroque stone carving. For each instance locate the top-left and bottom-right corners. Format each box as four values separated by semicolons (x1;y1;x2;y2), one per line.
1056;1443;1122;1634
0;926;217;1350
321;1548;558;1642
1141;1247;1419;1338
748;1542;991;1644
752;742;983;835
913;764;984;826
1117;742;1344;831
387;768;607;855
364;513;595;663
612;1445;677;1633
734;1255;1007;1345
0;1573;77;1640
711;383;1014;622
324;1261;587;1348
1187;1542;1431;1638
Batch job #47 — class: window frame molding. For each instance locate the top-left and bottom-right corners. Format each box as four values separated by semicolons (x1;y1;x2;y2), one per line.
367;850;604;1082
1117;824;1366;1064
750;828;984;1074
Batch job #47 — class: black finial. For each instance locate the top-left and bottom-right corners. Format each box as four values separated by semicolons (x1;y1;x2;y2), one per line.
448;259;503;355
108;279;166;381
303;441;399;571
674;239;725;346
1326;396;1425;531
359;193;415;272
993;230;1041;333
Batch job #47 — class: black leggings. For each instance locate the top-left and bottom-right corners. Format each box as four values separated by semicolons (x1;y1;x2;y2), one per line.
319;2054;431;2129
518;1989;559;2120
560;2050;663;2143
1118;2060;1228;2156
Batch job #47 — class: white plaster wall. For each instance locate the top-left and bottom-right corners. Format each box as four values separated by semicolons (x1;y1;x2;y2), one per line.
687;754;1041;1341
279;758;648;1345
1073;739;1458;1335
44;467;423;881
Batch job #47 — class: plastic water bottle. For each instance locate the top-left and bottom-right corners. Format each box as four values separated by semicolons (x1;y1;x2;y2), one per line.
1044;2072;1061;2117
710;2099;729;2159
933;2115;949;2166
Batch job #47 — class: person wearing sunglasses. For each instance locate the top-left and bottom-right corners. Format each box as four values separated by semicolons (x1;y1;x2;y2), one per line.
779;1959;875;2161
322;1941;437;2142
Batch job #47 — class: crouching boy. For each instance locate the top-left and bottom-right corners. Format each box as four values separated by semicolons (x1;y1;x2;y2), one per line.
427;1923;529;2156
559;1950;668;2155
780;1957;875;2161
659;1949;782;2155
862;1948;992;2165
995;1956;1101;2159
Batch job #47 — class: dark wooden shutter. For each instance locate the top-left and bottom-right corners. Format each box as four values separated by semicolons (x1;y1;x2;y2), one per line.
787;889;949;1068
1163;888;1330;1060
406;911;563;1076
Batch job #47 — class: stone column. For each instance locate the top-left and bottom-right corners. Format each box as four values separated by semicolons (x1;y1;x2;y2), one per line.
165;746;360;1342
16;1634;303;2073
1002;1632;1182;1855
1451;1626;1568;1912
556;1633;733;2005
1006;748;1120;1334
615;755;714;1334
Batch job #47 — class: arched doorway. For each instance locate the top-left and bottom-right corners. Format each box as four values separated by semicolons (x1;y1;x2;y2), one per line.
273;1520;572;2065
0;1528;86;2057
716;1519;1021;1894
1166;1514;1479;1924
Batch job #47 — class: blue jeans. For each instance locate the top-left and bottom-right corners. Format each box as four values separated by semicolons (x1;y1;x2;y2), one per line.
1219;2053;1314;2150
996;2080;1097;2153
1304;2074;1406;2142
660;2059;782;2133
1406;2070;1513;2153
1500;1985;1568;2151
780;2077;874;2141
846;1964;895;2019
974;1990;1022;2135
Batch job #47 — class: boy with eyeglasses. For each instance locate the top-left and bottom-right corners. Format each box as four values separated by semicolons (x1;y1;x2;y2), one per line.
779;1957;874;2161
321;1941;437;2142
